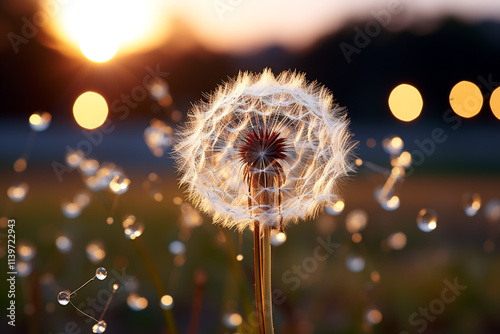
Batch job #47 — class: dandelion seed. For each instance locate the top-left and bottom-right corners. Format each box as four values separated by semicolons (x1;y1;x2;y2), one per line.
174;69;355;232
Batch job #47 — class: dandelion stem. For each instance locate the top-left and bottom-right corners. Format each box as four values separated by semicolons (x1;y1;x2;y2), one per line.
253;221;265;333
262;225;274;334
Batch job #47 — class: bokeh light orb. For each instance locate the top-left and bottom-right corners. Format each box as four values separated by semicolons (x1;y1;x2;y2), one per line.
73;92;108;130
417;208;438;232
29;111;52;132
388;84;423;122
160;295;174;310
490;86;500;120
449;81;483;118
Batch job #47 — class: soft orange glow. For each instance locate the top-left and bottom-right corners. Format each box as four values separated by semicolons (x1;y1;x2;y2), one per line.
490;86;500;120
14;158;27;172
73;92;108;129
45;0;172;61
449;81;483;118
388;84;423;122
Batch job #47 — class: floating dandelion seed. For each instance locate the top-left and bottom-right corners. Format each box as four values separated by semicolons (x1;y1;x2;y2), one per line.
174;69;355;232
57;268;116;333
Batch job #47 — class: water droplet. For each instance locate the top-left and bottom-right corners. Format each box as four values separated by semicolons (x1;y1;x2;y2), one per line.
56;235;72;253
109;174;131;195
387;232;407;250
382;136;404;155
127;293;148;311
270;230;287;246
346;254;365;273
95;267;107;280
92;320;107;333
18;240;36;261
61;201;82;219
144;119;174;157
462;192;481;217
17;261;32;277
180;203;203;227
222;312;243;328
345;209;368;233
65;149;84;168
29;111;51;132
85;163;124;192
374;187;400;211
484;199;500;223
325;200;345;215
86;241;106;263
417;208;438;232
160;295;174;310
13;157;27;172
79;158;100;176
7;183;29;202
168;241;186;255
365;308;383;325
122;215;145;240
57;290;71;306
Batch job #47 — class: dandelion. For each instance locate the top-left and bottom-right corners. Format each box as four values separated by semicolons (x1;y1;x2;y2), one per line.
174;69;355;333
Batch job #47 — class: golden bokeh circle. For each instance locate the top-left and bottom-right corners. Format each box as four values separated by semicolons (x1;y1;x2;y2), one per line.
73;92;108;130
449;81;483;118
388;84;423;122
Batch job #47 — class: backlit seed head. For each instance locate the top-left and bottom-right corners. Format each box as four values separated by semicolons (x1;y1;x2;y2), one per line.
174;69;355;231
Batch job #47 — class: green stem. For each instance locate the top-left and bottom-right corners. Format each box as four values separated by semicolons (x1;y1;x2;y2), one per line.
134;237;178;334
262;225;274;334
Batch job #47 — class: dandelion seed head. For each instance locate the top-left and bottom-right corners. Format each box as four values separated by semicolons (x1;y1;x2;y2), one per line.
174;69;355;231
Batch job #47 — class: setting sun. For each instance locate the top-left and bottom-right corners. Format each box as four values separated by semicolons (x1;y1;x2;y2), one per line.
46;0;171;62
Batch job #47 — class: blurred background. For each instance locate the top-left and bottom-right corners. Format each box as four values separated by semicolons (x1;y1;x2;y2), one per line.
1;0;500;333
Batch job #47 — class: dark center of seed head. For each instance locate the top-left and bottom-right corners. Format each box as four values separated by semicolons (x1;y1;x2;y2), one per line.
238;126;287;171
